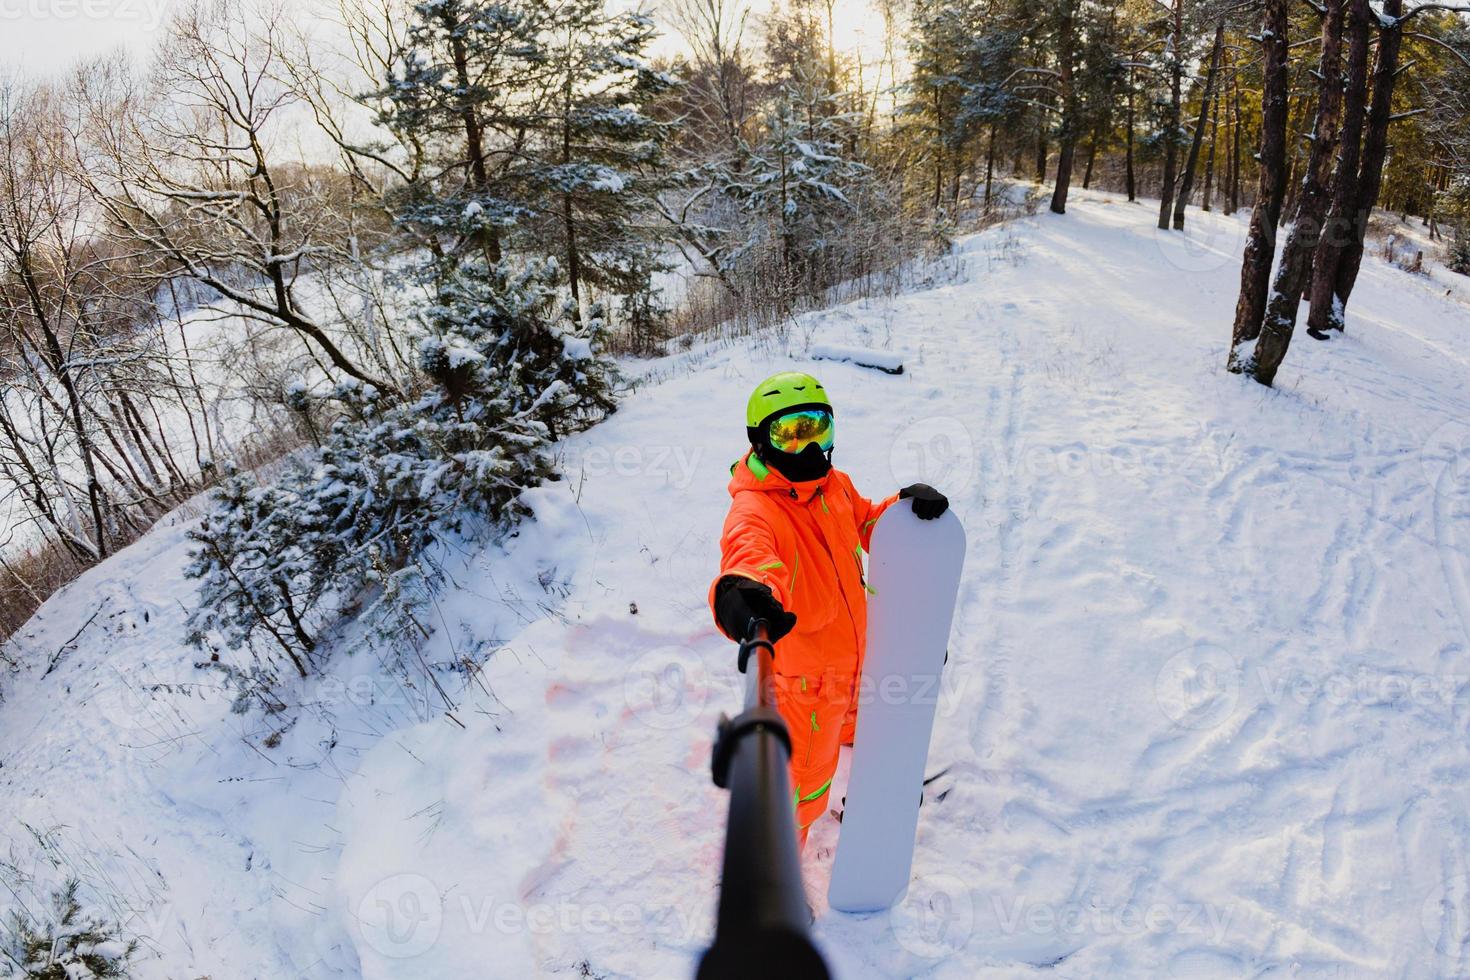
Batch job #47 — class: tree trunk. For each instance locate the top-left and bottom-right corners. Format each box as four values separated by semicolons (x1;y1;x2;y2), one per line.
1330;0;1405;330
1125;65;1137;201
932;89;945;209
1051;140;1076;214
1249;0;1345;386
825;0;838;89
1202;81;1220;212
449;29;500;264
1173;21;1226;229
1306;0;1371;338
1036;132;1048;183
561;71;582;323
0;403;95;563
984;122;997;209
1082;134;1098;190
1228;0;1290;371
1050;2;1080;216
1280;93;1310;219
1228;59;1242;215
1157;0;1185;230
13;254;110;558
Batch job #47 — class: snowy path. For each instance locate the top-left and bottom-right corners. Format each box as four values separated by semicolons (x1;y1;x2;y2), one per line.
3;193;1470;978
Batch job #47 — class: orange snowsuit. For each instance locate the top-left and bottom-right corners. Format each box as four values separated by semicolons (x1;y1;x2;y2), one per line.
710;451;897;842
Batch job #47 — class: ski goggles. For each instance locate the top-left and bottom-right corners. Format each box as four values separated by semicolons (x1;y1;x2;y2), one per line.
767;408;834;454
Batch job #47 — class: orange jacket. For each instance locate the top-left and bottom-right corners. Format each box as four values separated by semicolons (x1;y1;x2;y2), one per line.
710;451;897;677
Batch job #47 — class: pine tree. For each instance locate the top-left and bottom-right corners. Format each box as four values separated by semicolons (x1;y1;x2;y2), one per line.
1;878;138;980
368;0;676;328
906;0;979;210
369;0;617;427
531;4;678;324
369;0;558;264
721;64;869;298
184;465;320;679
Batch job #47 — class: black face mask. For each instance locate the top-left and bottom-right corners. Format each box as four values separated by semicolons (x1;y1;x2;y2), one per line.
760;440;833;483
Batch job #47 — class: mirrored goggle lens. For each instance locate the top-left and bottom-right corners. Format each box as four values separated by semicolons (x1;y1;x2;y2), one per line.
768;409;834;454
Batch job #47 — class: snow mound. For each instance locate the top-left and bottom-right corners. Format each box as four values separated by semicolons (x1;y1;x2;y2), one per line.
811;343;906;375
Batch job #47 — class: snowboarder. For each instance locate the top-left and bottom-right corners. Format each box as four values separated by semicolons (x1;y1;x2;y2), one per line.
709;371;949;847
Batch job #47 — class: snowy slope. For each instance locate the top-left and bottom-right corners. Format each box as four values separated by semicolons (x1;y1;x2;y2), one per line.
3;192;1469;979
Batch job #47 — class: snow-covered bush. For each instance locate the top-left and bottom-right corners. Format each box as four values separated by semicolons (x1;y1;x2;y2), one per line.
1442;178;1470;276
184;261;613;686
0;878;138;979
1451;230;1470;277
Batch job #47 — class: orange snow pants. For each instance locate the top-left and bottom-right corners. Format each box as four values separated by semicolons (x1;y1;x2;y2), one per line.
773;670;859;845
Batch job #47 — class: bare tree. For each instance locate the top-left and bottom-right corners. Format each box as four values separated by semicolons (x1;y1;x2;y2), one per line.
74;2;396;396
668;0;756;155
1201;74;1220;211
1;72;226;571
0;80;115;559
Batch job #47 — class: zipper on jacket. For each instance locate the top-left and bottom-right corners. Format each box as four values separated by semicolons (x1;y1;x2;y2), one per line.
853;545;876;595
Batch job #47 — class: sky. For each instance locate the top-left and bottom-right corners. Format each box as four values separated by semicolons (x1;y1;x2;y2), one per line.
0;0;898;81
0;0;174;73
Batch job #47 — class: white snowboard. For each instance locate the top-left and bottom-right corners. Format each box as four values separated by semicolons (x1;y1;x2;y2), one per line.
827;498;966;913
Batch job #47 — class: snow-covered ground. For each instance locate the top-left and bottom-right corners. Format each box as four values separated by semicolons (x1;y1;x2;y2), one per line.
3;191;1470;978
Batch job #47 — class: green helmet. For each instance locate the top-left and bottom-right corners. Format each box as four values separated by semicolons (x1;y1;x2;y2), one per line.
745;371;833;428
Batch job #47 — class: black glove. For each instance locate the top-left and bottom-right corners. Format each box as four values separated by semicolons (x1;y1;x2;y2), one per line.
899;483;949;520
714;575;797;643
